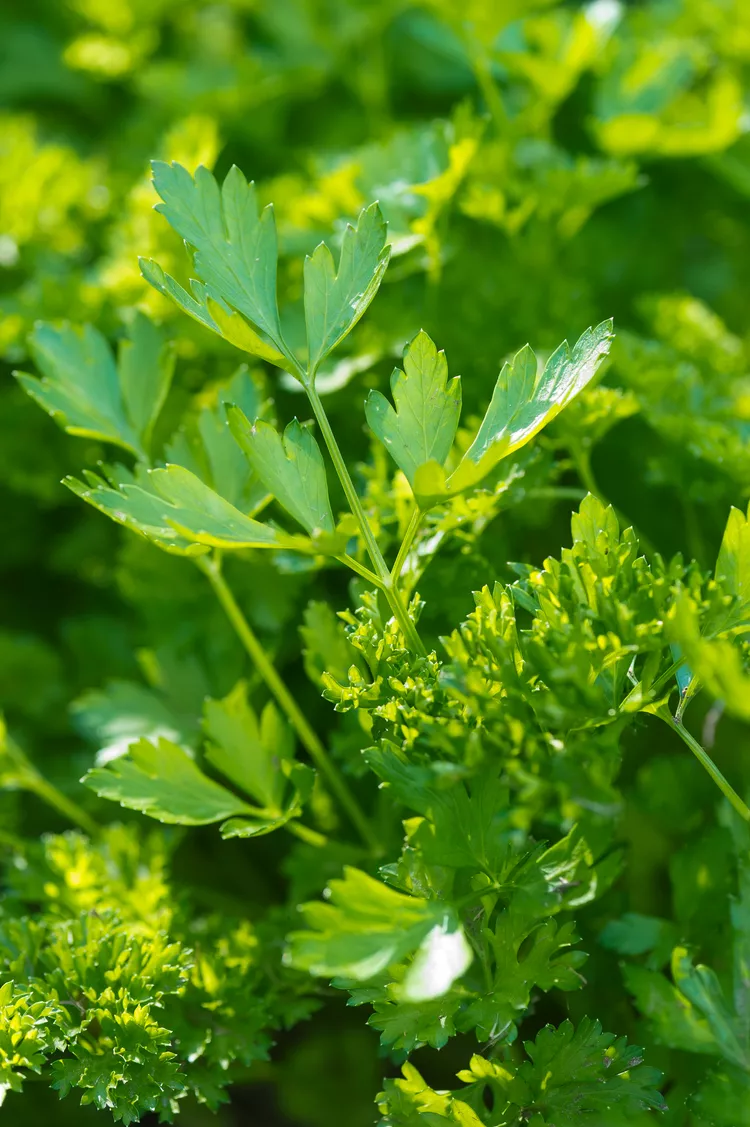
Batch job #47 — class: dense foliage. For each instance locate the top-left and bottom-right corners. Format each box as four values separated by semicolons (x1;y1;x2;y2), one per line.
2;1;750;1124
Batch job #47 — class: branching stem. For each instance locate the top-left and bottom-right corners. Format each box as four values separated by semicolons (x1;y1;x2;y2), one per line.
391;507;424;586
306;385;427;657
3;735;99;836
659;708;750;822
197;553;381;854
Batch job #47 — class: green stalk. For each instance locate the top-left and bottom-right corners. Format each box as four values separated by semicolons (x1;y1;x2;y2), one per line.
337;554;384;588
197;553;382;854
285;820;329;848
4;735;99;836
659;708;750;822
26;773;101;837
466;43;508;133
391;507;423;586
306;385;428;657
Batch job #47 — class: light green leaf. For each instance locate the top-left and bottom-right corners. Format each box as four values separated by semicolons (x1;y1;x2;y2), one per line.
399;922;473;1003
118;313;175;451
206;298;292;370
227;409;334;535
165;366;271;512
304;202;390;374
16;318;173;460
82;737;253;825
301;600;362;687
668;593;750;721
712;503;750;635
202;681;295;810
149;465;314;551
151;161;282;345
72;680;193;765
672;947;749;1070
413;320;614;508
139;258;218;332
65;463;315;556
65;464;206;557
285;866;471;1000
82;678;314;839
220;761;315;840
365;330;461;496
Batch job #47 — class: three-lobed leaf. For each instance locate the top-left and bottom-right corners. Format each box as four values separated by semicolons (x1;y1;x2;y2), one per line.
304;202;391;375
145;163;391;379
150;162;282;344
411;320;614;508
228;409;335;535
365;330;461;495
65;463;316;557
82;737;253;825
15;314;173;460
83;681;314;839
285;866;472;1002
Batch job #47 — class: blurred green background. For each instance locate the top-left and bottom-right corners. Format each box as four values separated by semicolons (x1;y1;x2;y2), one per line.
2;0;750;1123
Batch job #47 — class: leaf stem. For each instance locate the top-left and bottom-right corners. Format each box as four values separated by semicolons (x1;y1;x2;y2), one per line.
337;554;384;589
391;507;423;586
659;708;750;822
285;820;329;848
3;733;99;836
196;553;382;853
27;773;101;837
306;386;427;657
467;43;508;133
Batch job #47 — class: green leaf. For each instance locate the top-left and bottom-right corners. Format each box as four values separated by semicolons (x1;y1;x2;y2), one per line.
285;866;471;1000
15;317;173;460
206;297;291;369
380;1019;664;1127
82;679;314;839
365;330;461;497
72;679;194;765
303;202;390;374
413;321;614;507
151;162;282;345
219;758;315;840
202;681;294;810
712;503;750;635
668;593;750;721
65;463;315;556
227;409;335;535
165;365;271;512
117;313;175;452
83;737;253;825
